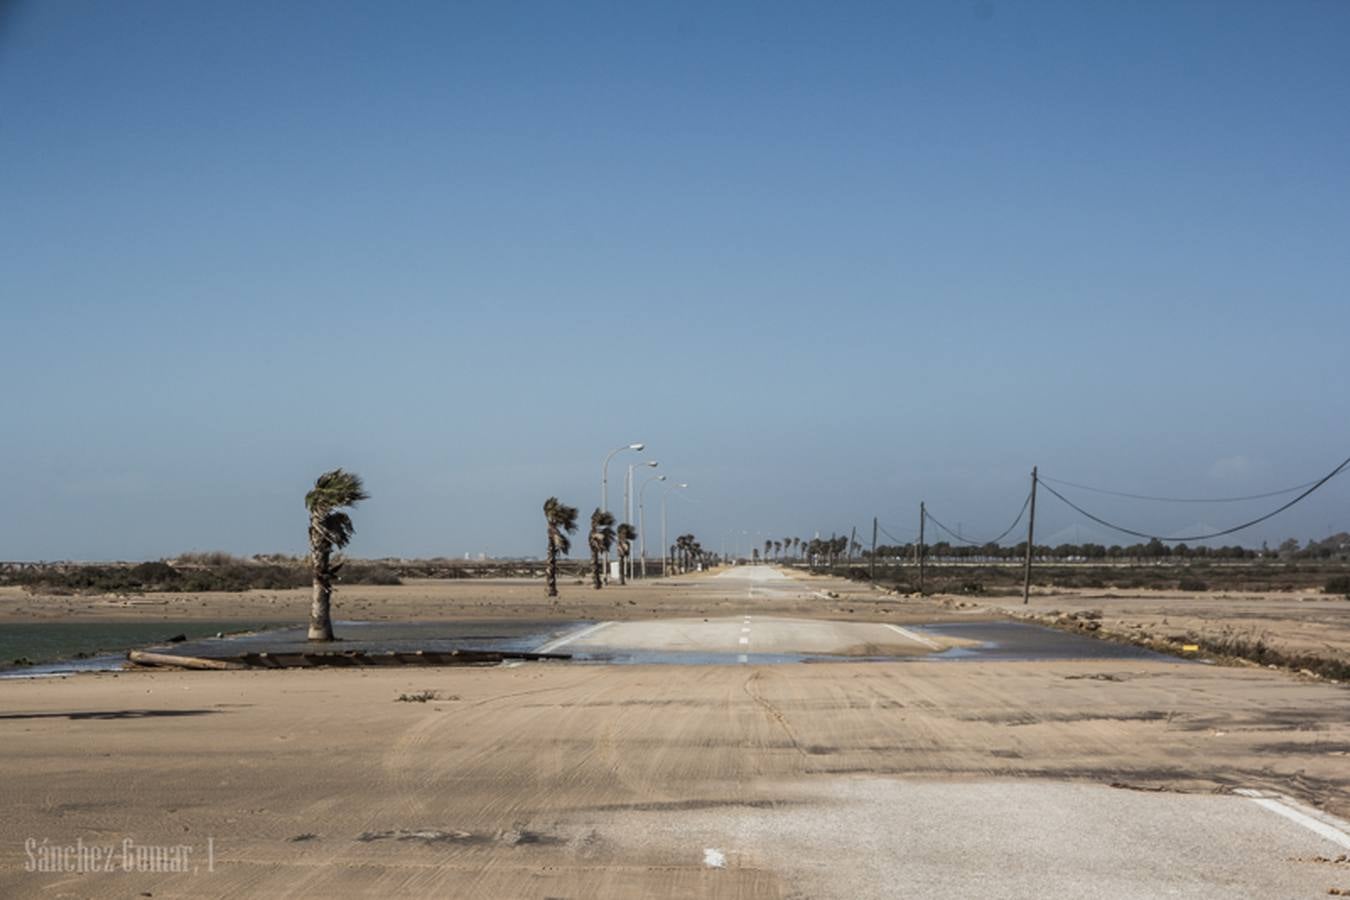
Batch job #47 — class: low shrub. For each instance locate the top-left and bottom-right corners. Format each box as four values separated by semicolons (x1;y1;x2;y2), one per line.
1325;574;1350;596
1178;577;1209;592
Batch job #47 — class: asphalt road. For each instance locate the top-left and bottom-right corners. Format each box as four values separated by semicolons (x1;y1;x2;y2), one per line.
612;779;1350;899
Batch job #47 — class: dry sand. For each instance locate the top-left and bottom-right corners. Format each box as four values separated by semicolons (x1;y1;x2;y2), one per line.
1;568;1346;897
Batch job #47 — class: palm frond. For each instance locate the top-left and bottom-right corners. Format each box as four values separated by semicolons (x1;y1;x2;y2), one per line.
544;497;579;532
321;511;355;548
306;469;369;512
590;508;615;529
616;523;637;540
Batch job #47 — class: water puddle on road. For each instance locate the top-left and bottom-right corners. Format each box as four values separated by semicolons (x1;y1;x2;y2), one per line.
4;619;1174;675
566;621;1173;665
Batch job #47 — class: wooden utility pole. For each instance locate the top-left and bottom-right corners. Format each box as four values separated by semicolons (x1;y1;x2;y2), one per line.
1022;466;1038;605
870;517;878;581
917;501;926;594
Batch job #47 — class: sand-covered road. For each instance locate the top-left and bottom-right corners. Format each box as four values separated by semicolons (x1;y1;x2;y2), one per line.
1;568;1347;897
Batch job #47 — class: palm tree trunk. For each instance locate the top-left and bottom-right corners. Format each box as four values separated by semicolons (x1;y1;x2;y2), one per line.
591;549;602;589
308;544;334;641
546;532;558;598
618;550;627;585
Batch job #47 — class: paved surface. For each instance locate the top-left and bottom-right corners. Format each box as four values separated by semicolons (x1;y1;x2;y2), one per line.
553;615;943;658
605;780;1350;899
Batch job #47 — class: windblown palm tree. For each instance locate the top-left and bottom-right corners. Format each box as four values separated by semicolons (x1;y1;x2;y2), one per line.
589;509;615;589
774;540;782;560
543;497;578;599
305;469;369;641
672;534;688;573
764;539;772;562
615;522;636;585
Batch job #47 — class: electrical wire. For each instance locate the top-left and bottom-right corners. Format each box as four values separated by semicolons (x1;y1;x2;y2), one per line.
877;523;915;546
1039;474;1319;504
1036;453;1350;543
923;490;1032;547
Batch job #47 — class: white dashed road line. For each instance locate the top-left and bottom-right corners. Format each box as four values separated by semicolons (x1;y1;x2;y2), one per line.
885;623;942;651
534;621;615;653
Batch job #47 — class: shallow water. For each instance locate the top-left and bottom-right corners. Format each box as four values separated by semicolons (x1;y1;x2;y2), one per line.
921;621;1173;662
0;618;1174;677
0;620;268;677
170;619;578;659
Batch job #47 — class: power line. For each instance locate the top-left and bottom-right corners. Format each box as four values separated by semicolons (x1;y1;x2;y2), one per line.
1037;453;1350;543
1039;474;1319;504
923;490;1032;547
877;523;914;546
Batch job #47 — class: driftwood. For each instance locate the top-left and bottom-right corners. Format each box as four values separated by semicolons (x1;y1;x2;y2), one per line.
127;650;248;670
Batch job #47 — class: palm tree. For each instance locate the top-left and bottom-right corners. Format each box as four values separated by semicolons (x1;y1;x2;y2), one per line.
543;497;578;599
675;534;693;573
615;523;636;585
764;539;772;562
305;469;369;641
589;508;615;589
774;540;783;561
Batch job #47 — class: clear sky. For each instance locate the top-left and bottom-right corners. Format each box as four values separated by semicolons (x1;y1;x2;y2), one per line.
2;1;1348;560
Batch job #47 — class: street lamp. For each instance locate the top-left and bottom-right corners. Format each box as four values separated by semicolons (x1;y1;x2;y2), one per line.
660;482;689;577
638;474;667;578
601;442;645;513
624;460;659;580
600;442;644;584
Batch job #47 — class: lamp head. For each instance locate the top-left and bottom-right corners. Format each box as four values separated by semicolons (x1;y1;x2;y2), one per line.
629;442;645;451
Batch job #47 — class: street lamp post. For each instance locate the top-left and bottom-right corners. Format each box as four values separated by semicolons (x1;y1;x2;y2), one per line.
600;442;644;584
601;442;644;513
638;473;667;578
660;482;688;577
624;460;658;581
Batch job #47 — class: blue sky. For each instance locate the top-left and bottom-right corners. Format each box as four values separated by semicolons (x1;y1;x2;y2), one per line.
2;1;1348;560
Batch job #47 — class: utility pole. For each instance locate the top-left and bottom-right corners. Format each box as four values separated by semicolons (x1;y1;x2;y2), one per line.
870;517;878;581
1023;466;1038;605
917;501;926;595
